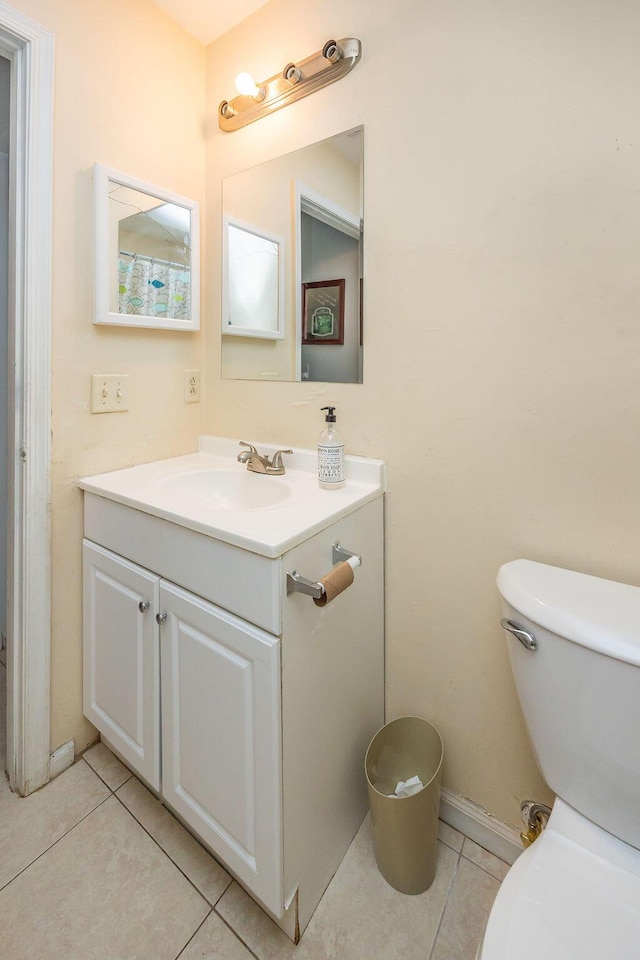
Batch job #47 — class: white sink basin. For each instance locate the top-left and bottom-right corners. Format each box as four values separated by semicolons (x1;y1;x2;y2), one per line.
158;469;291;510
78;436;385;557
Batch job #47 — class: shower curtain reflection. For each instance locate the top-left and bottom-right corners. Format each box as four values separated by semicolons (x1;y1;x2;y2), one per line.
118;252;190;321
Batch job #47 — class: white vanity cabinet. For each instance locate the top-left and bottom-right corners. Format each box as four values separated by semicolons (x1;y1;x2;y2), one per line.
83;540;283;915
80;440;384;940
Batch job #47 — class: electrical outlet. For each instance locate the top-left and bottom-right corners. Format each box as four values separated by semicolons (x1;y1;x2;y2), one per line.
91;374;130;413
184;369;200;403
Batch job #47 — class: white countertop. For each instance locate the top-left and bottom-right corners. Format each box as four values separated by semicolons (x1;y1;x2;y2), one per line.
78;436;386;558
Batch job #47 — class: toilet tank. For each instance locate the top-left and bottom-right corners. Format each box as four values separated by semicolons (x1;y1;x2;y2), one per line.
497;559;640;851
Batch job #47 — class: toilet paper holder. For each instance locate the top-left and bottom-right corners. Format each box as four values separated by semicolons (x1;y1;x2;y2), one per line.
286;542;362;598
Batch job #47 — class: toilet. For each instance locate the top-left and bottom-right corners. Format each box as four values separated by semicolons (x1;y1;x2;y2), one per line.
478;559;640;960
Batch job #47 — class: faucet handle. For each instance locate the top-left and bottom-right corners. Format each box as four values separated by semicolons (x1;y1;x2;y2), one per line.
270;449;293;470
238;440;259;464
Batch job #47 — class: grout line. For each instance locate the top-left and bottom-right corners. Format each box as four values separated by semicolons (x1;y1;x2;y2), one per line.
107;780;265;955
81;758;132;795
459;839;510;882
458;853;507;883
85;749;234;912
427;849;461;960
0;792;113;894
439;835;464;855
83;751;236;912
173;907;214;959
111;786;233;909
212;905;265;960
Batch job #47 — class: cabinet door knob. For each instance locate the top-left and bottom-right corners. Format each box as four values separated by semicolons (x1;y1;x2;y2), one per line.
155;612;167;625
138;601;150;613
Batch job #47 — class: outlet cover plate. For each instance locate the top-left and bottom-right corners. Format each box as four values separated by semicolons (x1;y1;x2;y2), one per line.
184;369;200;403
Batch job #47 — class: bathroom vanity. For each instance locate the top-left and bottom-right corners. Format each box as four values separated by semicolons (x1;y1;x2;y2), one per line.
79;436;384;940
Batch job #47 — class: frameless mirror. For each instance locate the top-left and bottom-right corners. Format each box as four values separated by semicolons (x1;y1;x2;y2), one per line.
94;163;200;330
221;127;363;382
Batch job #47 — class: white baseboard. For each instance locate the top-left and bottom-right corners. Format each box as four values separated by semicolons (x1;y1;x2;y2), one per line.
49;740;74;780
440;787;523;865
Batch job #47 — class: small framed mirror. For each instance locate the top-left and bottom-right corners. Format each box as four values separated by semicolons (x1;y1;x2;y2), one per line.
94;163;200;331
222;215;284;339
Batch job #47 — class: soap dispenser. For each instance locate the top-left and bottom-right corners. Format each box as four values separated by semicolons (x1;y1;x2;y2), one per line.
317;406;345;490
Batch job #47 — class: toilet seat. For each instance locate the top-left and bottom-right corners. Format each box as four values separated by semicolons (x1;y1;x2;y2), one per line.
480;801;640;960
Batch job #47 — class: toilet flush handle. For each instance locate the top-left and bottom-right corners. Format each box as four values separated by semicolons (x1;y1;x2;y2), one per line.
500;618;538;651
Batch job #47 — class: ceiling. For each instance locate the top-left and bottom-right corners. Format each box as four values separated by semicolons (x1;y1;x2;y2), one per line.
151;0;270;46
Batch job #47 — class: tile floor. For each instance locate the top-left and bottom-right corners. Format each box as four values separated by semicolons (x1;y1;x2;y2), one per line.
0;662;506;959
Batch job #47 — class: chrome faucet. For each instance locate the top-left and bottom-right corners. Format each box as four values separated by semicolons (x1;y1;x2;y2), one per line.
237;442;293;476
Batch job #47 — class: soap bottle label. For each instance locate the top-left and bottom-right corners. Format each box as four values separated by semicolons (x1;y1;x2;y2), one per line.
318;443;344;484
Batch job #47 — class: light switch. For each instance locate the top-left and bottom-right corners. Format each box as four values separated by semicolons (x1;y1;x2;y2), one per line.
91;374;130;413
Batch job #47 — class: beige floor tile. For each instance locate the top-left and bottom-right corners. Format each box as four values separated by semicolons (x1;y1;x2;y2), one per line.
216;815;459;960
461;838;510;881
0;759;110;889
438;820;465;852
430;856;500;960
216;882;298;958
117;776;232;905
178;911;255;959
83;740;132;791
0;795;210;960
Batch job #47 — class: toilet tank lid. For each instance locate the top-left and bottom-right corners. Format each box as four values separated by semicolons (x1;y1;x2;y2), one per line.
497;560;640;666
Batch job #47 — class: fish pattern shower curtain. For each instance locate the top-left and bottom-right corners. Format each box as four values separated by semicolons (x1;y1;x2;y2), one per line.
118;253;190;321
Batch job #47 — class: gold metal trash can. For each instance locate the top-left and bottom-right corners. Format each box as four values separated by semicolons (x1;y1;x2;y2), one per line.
365;716;444;894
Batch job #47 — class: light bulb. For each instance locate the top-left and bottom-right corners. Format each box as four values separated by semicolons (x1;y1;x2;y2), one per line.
235;72;260;97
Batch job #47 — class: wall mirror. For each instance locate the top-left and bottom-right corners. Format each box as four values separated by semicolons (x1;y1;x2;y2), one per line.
94;163;200;331
221;126;363;382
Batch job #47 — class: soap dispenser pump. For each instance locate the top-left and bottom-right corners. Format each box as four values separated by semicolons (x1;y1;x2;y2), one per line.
318;406;345;490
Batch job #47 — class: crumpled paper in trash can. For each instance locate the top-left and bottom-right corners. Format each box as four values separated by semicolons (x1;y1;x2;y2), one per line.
387;775;424;798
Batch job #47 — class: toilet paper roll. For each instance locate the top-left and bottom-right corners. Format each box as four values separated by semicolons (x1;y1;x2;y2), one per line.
313;560;355;607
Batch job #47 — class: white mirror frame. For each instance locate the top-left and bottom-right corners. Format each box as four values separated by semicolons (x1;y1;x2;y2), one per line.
222;215;285;340
94;163;200;331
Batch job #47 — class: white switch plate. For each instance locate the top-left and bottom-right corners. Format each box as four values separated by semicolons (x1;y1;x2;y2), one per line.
184;369;200;403
91;374;130;413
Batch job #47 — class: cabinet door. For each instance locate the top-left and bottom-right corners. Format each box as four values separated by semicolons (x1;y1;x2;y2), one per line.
159;581;283;916
83;540;160;790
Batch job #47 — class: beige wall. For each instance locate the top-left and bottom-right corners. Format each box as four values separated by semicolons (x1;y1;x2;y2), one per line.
9;0;639;829
205;0;640;827
12;0;206;753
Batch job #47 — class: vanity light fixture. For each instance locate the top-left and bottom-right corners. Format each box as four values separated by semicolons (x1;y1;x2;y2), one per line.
218;37;362;132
